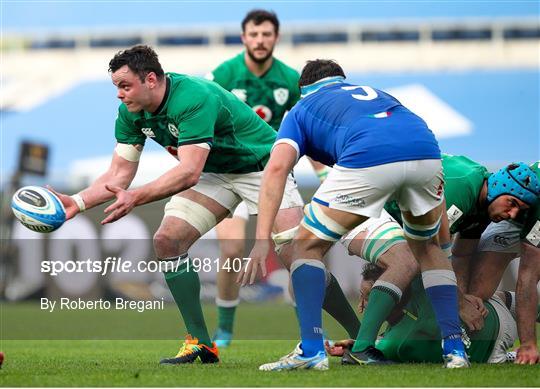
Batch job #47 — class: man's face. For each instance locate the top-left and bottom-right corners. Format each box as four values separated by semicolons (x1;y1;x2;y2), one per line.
241;20;278;64
111;65;153;112
487;195;529;222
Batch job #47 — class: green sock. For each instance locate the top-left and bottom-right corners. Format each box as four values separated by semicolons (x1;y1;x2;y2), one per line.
163;258;212;346
217;305;237;333
323;272;361;338
352;284;400;353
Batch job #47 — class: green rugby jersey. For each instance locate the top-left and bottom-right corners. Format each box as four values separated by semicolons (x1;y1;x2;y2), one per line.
377;276;499;363
520;161;540;246
385;154;490;236
115;73;277;174
208;53;300;131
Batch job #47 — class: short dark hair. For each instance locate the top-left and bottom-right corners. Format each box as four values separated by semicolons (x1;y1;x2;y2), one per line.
299;59;346;87
242;9;279;34
361;263;384;282
108;45;165;82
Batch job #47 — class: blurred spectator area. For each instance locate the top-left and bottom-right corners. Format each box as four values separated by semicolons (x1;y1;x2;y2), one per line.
3;18;540;50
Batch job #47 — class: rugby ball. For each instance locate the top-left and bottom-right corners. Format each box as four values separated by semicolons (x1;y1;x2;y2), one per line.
11;186;66;233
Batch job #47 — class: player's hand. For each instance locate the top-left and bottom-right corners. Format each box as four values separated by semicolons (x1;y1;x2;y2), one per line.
101;185;136;224
515;343;539;365
464;294;488;318
459;297;485;331
325;339;354;357
47;186;79;220
239;239;271;286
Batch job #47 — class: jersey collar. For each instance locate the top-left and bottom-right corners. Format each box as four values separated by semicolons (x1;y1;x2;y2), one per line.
300;76;345;98
151;75;171;116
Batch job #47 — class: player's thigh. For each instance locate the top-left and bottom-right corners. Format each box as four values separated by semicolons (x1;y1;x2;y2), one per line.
341;208;408;265
396;159;444;225
312;164;398;219
231;171;304;217
216;216;248;261
159;187;232;253
486;295;517;363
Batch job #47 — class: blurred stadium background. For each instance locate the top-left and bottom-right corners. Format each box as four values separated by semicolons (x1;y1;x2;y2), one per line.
1;1;538;319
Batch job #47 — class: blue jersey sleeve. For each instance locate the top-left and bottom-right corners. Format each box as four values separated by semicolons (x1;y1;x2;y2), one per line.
274;108;306;161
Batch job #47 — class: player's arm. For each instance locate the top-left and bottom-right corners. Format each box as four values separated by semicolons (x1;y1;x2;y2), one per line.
515;241;540;364
240;144;297;285
451;233;488;330
101;144;209;224
50;143;141;220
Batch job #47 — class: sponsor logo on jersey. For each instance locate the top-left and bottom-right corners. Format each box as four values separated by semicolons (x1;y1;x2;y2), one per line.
141;128;155;138
168;123;179;138
447;205;463;229
335;194;365;207
493;235;511;247
231;89;247;102
253;105;273;123
273;88;289;106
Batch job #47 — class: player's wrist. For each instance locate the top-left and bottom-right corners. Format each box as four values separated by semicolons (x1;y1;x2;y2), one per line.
70;193;86;213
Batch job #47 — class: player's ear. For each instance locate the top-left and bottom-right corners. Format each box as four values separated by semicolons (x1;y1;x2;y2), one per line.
145;72;158;88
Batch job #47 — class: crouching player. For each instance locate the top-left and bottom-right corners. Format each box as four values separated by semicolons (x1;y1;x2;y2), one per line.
327;263;520;364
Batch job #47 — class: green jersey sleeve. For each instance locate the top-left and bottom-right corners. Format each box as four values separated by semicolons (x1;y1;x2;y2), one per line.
114;105;146;146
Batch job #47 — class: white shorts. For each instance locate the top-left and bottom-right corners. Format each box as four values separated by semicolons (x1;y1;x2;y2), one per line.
191;171;304;215
478;220;522;254
313;160;444;218
231;201;249;221
487;294;518;363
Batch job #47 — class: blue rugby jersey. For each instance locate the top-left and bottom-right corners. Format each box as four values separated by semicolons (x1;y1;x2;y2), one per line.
275;81;440;168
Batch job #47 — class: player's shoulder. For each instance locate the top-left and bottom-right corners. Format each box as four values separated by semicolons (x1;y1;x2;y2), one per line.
272;57;300;80
168;73;218;109
442;153;489;179
211;53;244;75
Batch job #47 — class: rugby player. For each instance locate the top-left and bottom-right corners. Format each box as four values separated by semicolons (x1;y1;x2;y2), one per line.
205;10;345;347
244;59;469;370
49;45;305;365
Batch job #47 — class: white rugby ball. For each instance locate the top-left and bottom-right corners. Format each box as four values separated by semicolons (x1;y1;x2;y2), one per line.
11;186;66;233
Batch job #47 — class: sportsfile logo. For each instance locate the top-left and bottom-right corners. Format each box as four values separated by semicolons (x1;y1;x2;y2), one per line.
40;256;252;276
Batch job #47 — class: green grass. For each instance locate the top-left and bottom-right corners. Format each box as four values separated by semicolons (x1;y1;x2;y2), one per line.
1;340;538;387
1;302;539;386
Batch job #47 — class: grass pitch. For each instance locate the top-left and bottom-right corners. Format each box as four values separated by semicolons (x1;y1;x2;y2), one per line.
1;302;539;387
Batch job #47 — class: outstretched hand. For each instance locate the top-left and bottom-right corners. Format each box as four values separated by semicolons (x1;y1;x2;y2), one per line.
238;239;272;286
101;185;136;224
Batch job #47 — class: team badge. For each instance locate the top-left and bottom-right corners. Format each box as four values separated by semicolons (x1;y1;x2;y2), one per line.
253;105;273;123
273;88;289;106
231;89;247;102
168;123;179;138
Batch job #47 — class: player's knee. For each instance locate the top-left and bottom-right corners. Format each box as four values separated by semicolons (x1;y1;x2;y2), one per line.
300;202;349;242
219;239;245;259
153;229;179;253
